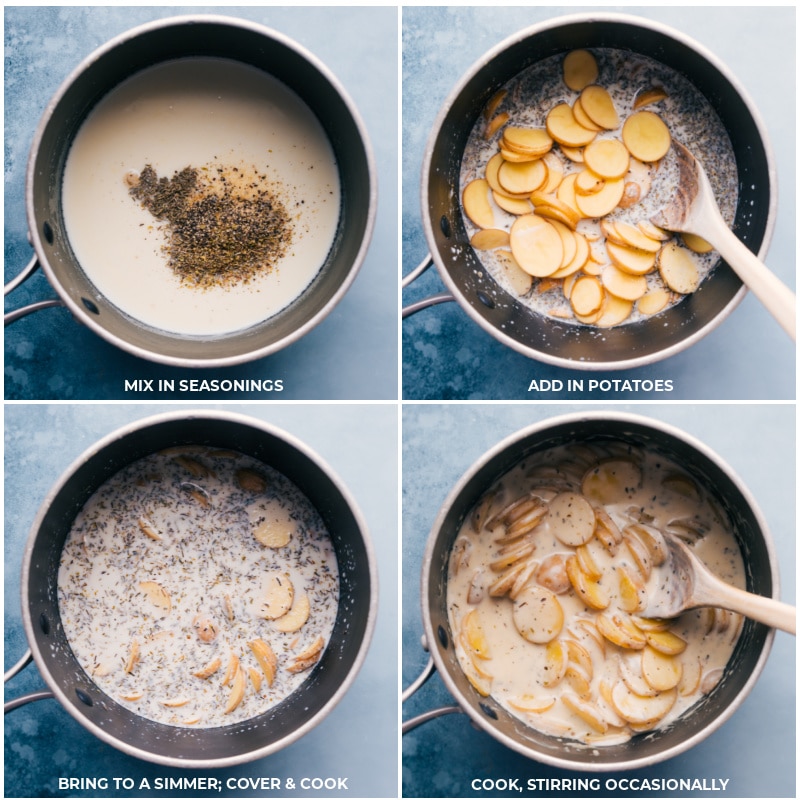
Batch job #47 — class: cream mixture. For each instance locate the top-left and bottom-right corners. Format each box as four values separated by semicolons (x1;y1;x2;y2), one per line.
58;448;339;728
447;440;744;745
61;57;341;336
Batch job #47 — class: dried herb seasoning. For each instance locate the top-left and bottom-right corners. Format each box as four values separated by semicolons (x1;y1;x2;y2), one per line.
127;163;293;289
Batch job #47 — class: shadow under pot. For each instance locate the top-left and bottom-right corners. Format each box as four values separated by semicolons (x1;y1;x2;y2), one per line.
415;13;776;369
10;411;377;767
13;15;375;367
412;412;778;770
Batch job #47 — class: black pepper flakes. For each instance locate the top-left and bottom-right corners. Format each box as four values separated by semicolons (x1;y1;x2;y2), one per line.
128;163;293;289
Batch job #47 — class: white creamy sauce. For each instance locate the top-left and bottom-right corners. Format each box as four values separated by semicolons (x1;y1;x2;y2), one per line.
61;58;341;335
460;49;738;325
447;441;744;745
58;448;339;728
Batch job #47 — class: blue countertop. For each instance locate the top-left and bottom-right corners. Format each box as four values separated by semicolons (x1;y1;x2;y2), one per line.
4;403;398;798
402;7;795;400
402;403;795;797
4;6;398;401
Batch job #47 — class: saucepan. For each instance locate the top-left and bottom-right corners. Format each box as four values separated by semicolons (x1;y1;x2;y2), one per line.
404;13;777;369
5;411;377;767
404;412;778;770
5;15;376;367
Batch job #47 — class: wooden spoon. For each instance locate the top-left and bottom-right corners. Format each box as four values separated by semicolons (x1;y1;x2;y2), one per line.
650;141;795;339
642;531;795;635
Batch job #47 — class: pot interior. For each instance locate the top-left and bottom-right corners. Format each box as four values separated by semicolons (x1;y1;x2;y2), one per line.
425;18;773;366
24;415;374;765
424;417;775;769
30;18;373;364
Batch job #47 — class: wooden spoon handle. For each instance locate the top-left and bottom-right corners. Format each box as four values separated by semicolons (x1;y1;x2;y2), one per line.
707;216;796;340
696;579;796;635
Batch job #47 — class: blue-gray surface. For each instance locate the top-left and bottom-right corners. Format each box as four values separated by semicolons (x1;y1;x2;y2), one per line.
4;404;398;798
402;404;795;797
4;6;398;400
402;7;795;400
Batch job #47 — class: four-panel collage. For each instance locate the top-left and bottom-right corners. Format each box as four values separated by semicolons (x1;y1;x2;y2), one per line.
3;5;796;800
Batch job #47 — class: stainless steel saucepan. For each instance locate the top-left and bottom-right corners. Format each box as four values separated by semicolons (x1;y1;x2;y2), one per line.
5;16;376;367
404;412;778;770
5;411;377;767
404;13;776;370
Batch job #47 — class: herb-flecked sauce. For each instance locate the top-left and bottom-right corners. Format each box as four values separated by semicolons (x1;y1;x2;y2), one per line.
57;448;339;728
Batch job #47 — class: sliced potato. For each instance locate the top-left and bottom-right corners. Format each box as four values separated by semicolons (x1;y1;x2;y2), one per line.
496;250;534;295
259;574;294;620
579;85;620;130
462;609;491;659
575;169;605;196
562;693;609;734
606;241;657;276
619;654;659;697
574;178;624;218
633;87;668;110
617;565;646;613
611;682;676;725
583;138;630;180
502;126;554;157
622;111;671;162
512;584;564;643
509;214;564;277
470;228;510;250
563;49;598;91
139;581;171;613
645;628;688;656
602;264;648;301
596;612;647;650
638;287;671;316
536;553;571;595
543;638;569;687
274;593;311;632
509;694;556;713
248;638;278;686
548;492;596;546
224;666;246;714
681;232;714;253
566;555;609;610
497;158;548;195
546;103;598;148
483;89;507;120
484;111;510;139
492;191;533;216
658;242;700;294
595;293;634;328
606;220;662;253
582;459;642;505
529;194;581;231
572;96;603;132
462;178;495;229
642;646;683;691
570;276;604;317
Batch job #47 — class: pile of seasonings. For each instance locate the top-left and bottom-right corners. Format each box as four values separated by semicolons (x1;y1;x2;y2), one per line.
127;163;294;289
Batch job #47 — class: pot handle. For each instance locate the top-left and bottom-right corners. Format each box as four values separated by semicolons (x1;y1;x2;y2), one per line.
402;254;455;318
4;252;65;326
4;649;55;713
402;641;463;734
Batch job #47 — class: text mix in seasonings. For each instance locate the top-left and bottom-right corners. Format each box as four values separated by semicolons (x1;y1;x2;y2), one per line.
58;447;339;728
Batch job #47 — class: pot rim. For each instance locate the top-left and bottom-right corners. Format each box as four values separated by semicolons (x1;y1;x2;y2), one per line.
20;409;379;767
25;14;377;368
420;11;778;371
420;410;778;770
